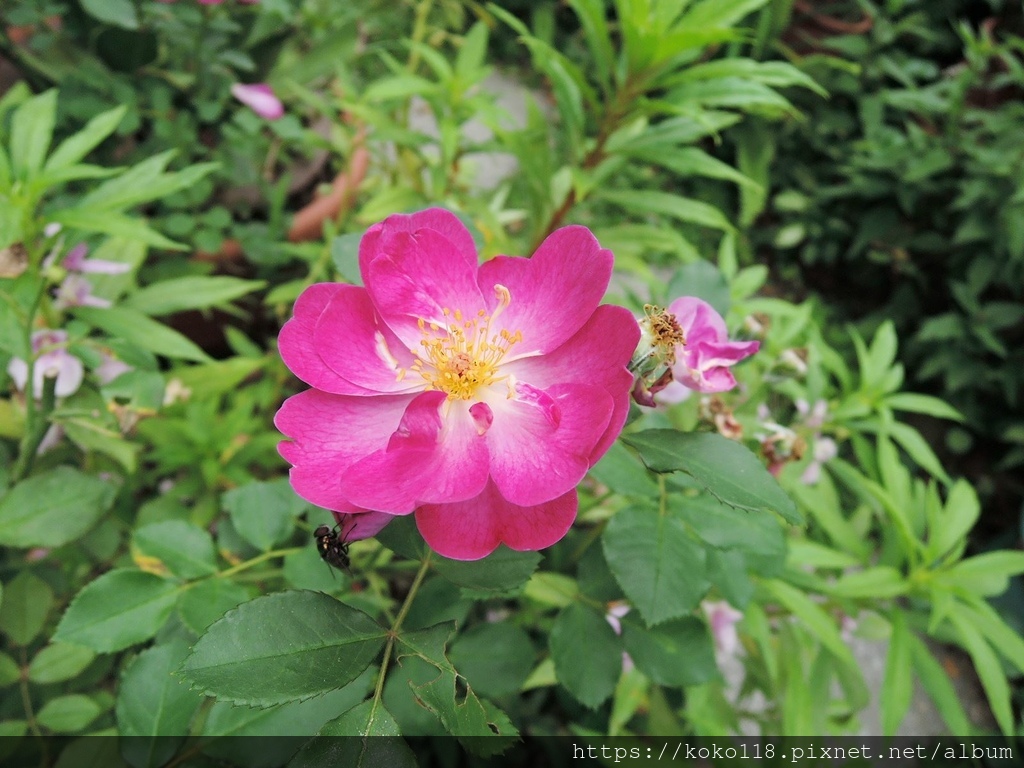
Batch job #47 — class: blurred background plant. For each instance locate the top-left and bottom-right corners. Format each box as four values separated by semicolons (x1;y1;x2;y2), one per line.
0;0;1022;761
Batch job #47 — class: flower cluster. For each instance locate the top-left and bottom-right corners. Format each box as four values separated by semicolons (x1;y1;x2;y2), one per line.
276;209;639;559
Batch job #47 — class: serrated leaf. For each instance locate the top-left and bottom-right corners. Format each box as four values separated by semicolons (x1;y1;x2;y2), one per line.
602;503;708;625
290;701;415;768
123;276;265;316
133;521;217;579
222;480;304;552
116;640;201;768
433;547;540;594
181;591;386;707
0;571;54;645
621;614;717;687
623;430;801;524
72;306;211;362
176;578;250;636
54;570;181;652
449;622;535;699
549;603;622;708
396;622;518;754
0;466;116;548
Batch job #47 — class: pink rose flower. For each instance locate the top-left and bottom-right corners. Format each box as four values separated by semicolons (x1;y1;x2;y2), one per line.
230;83;284;120
275;209;639;560
667;297;760;393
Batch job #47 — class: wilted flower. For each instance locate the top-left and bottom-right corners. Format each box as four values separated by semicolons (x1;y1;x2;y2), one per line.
7;329;83;399
231;83;284;120
630;297;759;405
276;208;639;559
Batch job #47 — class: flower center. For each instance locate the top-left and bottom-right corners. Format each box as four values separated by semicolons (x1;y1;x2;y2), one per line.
402;285;523;400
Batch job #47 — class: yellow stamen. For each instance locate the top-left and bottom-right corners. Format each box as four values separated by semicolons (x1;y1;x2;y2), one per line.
397;284;522;400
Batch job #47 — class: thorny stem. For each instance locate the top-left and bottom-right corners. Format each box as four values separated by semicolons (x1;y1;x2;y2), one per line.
372;552;433;704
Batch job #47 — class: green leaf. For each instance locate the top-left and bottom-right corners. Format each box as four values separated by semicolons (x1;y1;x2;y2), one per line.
0;571;54;645
927;480;979;561
172;358;263;396
621;615;717;687
133;521;218;579
62;419;140;474
202;673;373;740
888;421;950;484
123;276;265;316
45;106;127;172
881;612;913;736
36;695;101;733
54;570;181;652
10;90;57;180
884;393;963;422
72;306;211;363
589;441;659;498
0;466;116;548
116;640;201;751
222;480;304;552
395;622;518;753
603;503;708;625
959;597;1024;677
291;701;417;768
49;209;183;250
79;153;216;211
938;551;1024;597
599;190;734;232
449;622;535;699
763;579;856;667
948;608;1013;735
566;0;614;91
53;737;126;768
0;652;20;686
330;232;363;285
823;567;908;599
674;494;786;562
181;591;386;707
549;603;623;708
80;0;140;29
317;699;402;736
623;430;801;523
28;643;96;684
908;634;971;735
666;260;731;317
679;0;770;28
176;578;250;636
433;547;540;594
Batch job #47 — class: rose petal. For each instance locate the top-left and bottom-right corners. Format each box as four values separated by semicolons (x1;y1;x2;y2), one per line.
342;393;490;512
504;304;638;462
477;225;613;357
358;208;479;278
312;284;420;394
365;229;486;350
275;389;414;510
416;480;578;560
331;510;395;541
484;382;612;506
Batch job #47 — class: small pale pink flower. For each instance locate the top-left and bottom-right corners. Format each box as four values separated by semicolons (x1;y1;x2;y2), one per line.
667;297;760;393
95;351;132;385
800;436;838;485
703;600;744;660
7;329;84;399
62;243;131;275
231;83;284;120
53;274;111;310
275;209;639;560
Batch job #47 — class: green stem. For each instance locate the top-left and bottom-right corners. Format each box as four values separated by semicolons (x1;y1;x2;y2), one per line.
215;547;303;580
12;372;57;483
18;648;41;740
372;552;432;703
